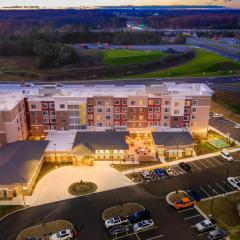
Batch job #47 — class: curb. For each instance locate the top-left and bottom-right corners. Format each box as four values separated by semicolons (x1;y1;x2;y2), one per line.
166;190;187;206
194;205;208;220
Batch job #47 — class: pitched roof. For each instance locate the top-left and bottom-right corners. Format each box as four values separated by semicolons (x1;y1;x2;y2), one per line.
152;131;194;147
72;131;129;151
0;141;48;185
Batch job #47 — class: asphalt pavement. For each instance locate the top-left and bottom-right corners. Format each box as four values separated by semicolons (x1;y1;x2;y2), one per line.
0;161;239;240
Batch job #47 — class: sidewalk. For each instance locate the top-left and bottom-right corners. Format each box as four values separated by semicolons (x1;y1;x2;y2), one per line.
123;147;240;174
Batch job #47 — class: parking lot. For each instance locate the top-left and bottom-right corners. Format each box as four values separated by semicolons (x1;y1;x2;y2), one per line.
110;225;165;240
209;113;240;142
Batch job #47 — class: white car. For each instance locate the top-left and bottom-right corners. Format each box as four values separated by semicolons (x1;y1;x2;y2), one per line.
195;219;216;232
213;113;223;118
227;177;240;191
141;170;151;179
50;229;73;240
133;219;154;232
220;151;233;162
104;216;128;229
234;124;240;129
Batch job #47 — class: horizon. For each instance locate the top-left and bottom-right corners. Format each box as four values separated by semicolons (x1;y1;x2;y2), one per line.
1;1;240;9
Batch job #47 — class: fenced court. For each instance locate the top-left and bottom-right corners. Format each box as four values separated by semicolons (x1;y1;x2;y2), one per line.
207;139;230;149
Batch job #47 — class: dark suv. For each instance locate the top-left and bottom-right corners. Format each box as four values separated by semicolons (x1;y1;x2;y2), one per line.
128;209;151;224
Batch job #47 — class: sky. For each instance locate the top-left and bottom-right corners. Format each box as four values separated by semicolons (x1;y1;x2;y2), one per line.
0;0;240;8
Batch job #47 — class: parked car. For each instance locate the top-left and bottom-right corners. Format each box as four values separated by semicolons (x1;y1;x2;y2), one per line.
105;216;128;229
174;197;196;210
108;225;131;236
49;229;73;240
227;177;240;191
133;219;154;232
154;168;169;178
185;188;201;201
213;113;223;118
128;209;151;224
179;162;192;172
195;219;216;232
141;170;151;180
207;229;227;240
220;151;233;162
234;124;240;129
165;167;176;176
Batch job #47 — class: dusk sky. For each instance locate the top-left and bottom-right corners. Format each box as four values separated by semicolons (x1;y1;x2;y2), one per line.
0;0;240;8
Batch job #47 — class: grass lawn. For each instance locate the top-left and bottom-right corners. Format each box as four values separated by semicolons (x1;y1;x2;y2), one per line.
0;205;23;219
197;192;240;240
194;142;217;155
103;49;166;65
133;49;240;78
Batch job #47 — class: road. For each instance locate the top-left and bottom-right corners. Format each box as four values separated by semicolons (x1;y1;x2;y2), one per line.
187;37;240;62
0;161;239;240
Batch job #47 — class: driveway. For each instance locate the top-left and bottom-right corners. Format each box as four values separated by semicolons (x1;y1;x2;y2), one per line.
1;165;134;206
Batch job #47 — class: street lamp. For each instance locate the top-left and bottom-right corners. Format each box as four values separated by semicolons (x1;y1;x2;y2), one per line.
209;187;217;219
54;143;57;162
21;183;27;207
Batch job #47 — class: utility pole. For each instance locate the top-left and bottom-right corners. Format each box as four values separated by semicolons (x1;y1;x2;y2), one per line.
21;183;26;208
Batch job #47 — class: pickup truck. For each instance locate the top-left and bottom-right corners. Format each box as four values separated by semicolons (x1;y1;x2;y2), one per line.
194;219;216;232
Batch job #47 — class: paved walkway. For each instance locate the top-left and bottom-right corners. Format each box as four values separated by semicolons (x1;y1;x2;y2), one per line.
0;165;134;206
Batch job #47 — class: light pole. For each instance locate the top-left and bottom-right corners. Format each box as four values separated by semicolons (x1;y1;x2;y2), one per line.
209;187;217;219
21;183;26;207
54;143;57;162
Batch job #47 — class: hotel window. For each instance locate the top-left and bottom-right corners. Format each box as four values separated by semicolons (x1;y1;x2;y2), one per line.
130;100;136;106
192;115;197;120
163;122;169;127
88;114;93;120
192;100;198;106
88;107;93;112
122;114;127;119
51;125;56;130
61;119;66;124
184;116;189;121
165;100;170;105
192;107;197;113
44;125;50;130
42;111;48;116
43;118;49;124
88;99;93;105
139;115;144;120
59;104;65;109
31;104;36;109
50;118;56;123
148;99;154;105
173;117;179;121
183;123;189;127
148;114;153;119
115;107;120;112
42;103;48;108
130;108;136;113
122;107;127;112
115;114;120;119
155;99;161;105
31;112;36;116
97;108;103;113
184;108;190;114
164;115;169;120
155;107;160;112
164;108;170;113
155;114;160;119
139;100;144;105
106;108;111;113
50;111;55;116
175;102;180;107
96;100;102;106
148;107;153;112
185;100;191;106
105;100;111;106
122;99;127;105
97;122;103;127
106;115;111;120
49;103;55;109
114;100;120;105
130;115;136;120
174;110;180;115
139;108;144;113
96;115;103;121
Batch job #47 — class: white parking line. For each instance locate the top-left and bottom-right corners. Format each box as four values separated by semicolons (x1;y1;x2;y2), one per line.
211;157;223;166
207;184;219;195
204;158;217;168
223;181;236;191
113;232;136;240
178;207;195;213
191;162;202;171
145;235;164;240
214;182;227;193
197;160;210;169
199;186;210;197
184;214;201;220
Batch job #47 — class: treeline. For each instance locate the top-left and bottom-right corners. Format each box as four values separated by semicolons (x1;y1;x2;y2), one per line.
0;37;79;68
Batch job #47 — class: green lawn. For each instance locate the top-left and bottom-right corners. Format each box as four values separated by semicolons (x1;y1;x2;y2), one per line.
197;193;240;240
133;49;240;78
103;49;166;65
